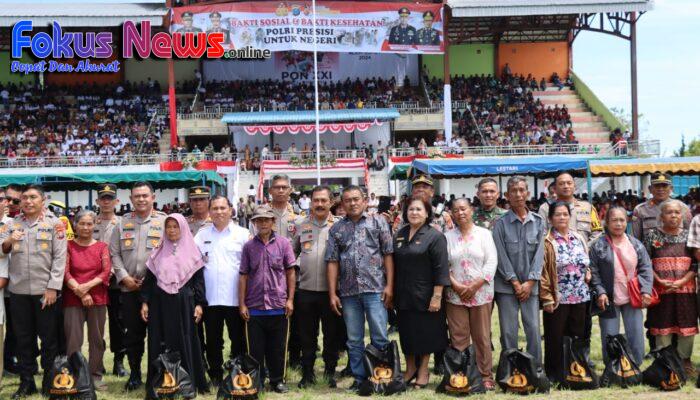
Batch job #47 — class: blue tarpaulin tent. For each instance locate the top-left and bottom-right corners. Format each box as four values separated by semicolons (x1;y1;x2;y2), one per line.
410;156;589;177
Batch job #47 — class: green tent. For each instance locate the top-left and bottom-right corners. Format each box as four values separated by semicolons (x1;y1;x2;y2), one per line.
0;170;225;191
389;164;410;180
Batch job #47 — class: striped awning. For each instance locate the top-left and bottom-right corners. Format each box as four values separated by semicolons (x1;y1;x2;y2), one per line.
222;109;400;124
448;0;653;17
589;157;700;176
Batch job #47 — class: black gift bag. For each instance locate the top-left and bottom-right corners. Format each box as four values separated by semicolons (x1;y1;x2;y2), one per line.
600;334;642;388
642;345;686;391
357;341;406;396
48;352;96;400
436;345;485;396
146;350;196;400
561;336;599;390
217;354;262;400
496;348;550;395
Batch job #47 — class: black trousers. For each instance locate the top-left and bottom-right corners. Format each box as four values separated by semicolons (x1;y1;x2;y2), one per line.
204;305;244;380
542;302;589;381
107;288;127;356
121;291;147;367
295;290;342;371
3;296;16;364
10;293;60;381
247;314;288;385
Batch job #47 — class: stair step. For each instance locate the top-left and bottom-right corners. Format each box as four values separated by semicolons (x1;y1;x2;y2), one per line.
539;98;584;106
532;89;575;96
571;115;602;123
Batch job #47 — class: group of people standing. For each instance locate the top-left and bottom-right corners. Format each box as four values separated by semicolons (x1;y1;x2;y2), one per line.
0;170;697;399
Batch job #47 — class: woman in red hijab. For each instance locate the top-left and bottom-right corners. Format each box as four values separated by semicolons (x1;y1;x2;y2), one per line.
140;213;208;395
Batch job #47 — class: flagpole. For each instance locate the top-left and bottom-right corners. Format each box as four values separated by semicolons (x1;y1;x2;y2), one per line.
312;0;322;185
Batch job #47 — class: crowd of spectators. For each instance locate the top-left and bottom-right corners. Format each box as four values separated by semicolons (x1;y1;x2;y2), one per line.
0;80;189;163
425;71;577;148
200;76;423;112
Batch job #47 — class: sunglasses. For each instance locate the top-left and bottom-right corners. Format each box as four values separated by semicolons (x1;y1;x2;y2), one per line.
1;197;20;205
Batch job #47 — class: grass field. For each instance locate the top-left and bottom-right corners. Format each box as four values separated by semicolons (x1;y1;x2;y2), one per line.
1;308;698;399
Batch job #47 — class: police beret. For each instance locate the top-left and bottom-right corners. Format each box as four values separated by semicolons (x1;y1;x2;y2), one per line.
411;174;434;187
398;7;410;16
423;11;435;20
97;183;117;198
189;186;211;199
209;11;221;18
182;12;194;19
650;173;672;186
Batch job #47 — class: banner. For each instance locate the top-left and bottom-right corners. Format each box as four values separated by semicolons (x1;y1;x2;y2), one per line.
172;1;444;54
203;52;418;83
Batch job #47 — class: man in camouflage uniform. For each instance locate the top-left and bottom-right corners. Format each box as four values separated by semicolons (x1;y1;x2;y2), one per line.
538;172;603;244
187;186;213;236
110;182;167;391
632;173;692;243
93;184;129;377
415;11;440;45
473;178;507;230
388;7;416;45
2;184;66;398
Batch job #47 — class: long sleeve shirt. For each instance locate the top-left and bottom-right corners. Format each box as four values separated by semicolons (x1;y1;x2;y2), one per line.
492;210;545;295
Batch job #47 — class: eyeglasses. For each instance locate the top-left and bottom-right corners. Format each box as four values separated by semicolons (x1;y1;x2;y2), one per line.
4;197;20;205
271;185;290;190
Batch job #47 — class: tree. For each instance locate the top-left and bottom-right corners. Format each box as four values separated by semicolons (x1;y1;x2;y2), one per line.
610;107;649;140
675;134;700;157
674;135;686;157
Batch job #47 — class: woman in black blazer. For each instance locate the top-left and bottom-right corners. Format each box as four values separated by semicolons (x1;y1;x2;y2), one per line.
393;195;450;388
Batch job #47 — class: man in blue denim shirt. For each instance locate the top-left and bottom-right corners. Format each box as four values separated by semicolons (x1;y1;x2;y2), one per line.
492;176;545;365
326;185;394;392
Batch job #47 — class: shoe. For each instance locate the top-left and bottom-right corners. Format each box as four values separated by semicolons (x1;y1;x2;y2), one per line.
433;362;445;376
340;365;353;378
347;380;361;393
324;368;337;389
12;378;37;399
683;359;696;377
272;382;289;393
93;376;108;391
113;354;129;377
124;370;143;391
298;370;316;389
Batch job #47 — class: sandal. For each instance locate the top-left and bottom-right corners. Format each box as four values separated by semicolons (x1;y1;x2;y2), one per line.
483;378;496;391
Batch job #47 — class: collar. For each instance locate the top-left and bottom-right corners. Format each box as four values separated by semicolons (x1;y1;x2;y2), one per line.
255;232;277;245
21;210;47;222
505;209;534;224
212;221;233;234
344;211;369;223
310;215;330;227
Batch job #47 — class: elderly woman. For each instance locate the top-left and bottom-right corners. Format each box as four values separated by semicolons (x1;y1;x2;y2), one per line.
140;214;208;396
63;210;111;389
445;198;497;390
590;206;653;365
644;200;697;375
540;202;591;383
393;195;450;389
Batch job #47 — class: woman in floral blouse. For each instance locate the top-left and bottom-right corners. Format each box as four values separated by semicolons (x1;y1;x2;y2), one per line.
540;201;592;383
445;198;498;390
644;199;697;376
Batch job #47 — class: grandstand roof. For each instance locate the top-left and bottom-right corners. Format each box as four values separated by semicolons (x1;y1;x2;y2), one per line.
448;0;653;17
0;170;224;190
0;1;167;27
222;109;401;125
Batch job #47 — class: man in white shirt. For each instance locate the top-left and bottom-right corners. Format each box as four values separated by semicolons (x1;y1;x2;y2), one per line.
367;192;379;214
194;195;250;388
298;194;310;215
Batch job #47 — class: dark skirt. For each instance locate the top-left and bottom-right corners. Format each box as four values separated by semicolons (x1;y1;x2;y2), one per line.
146;284;209;393
397;309;448;355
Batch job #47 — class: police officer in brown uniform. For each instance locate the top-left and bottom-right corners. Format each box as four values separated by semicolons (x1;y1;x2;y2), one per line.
538;172;603;245
631;173;692;243
109;182;167;391
2;184;67;398
292;186;344;389
93;184;129;377
188;186;213;236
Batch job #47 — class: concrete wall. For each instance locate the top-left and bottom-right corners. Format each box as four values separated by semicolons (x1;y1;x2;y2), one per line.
423;44;495;79
0;51;37;85
124;58;199;87
498;42;570;80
